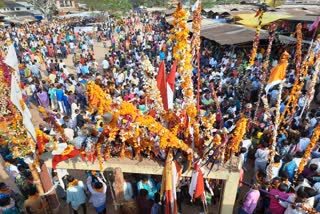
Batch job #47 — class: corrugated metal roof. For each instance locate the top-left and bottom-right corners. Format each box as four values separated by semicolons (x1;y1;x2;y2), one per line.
200;24;269;45
280;15;318;22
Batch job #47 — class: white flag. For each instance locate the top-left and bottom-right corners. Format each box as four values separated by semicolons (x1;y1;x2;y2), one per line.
5;44;20;79
192;0;200;12
10;74;23;113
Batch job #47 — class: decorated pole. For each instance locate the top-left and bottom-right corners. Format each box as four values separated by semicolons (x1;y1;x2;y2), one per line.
266;51;290;180
297;125;320;174
294;23;303;76
299;51;320;117
279;28;315;127
191;0;202;114
248;4;267;67
252;23;277;128
268;81;285;179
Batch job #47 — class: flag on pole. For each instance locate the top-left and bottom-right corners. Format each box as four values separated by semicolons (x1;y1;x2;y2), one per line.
167;61;177;110
192;0;200;12
189;163;205;202
265;51;289;93
309;17;320;32
5;44;36;139
157;61;168;110
160;151;181;214
4;44;20;78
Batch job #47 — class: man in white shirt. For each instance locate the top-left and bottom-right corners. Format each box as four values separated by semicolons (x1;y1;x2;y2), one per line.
101;59;109;72
297;135;311;152
69;41;75;54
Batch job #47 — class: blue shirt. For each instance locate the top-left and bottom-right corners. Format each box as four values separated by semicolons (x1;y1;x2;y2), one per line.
159;52;165;61
81;66;89;75
56;89;64;101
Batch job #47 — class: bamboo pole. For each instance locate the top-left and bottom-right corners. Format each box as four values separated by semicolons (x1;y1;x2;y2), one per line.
251;23;277;131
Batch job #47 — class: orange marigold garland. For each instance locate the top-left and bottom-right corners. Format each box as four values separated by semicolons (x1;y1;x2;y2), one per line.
225;117;248;161
249;6;266;66
171;3;196;117
295;24;303;76
298;125;320;173
86;82;193;166
191;0;202;54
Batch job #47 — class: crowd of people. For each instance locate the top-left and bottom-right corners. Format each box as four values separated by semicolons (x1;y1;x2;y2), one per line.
0;6;320;214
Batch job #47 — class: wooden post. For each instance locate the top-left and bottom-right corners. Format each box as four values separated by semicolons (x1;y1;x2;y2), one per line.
29;163;44;195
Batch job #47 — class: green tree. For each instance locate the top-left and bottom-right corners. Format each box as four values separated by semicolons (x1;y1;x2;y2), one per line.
0;0;4;8
81;0;132;12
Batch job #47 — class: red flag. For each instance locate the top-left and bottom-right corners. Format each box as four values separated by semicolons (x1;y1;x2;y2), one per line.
167;61;177;110
194;170;205;201
52;147;80;169
255;9;262;17
189;163;205;202
157;61;168;110
309;17;320;32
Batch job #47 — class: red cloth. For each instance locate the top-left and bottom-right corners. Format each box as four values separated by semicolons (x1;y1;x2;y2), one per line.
52;149;80;169
194;170;205;201
156;61;168;110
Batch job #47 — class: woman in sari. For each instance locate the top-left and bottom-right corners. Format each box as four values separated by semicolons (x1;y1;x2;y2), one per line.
37;89;50;109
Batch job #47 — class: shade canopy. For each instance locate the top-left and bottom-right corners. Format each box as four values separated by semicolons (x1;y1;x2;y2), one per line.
235;12;293;27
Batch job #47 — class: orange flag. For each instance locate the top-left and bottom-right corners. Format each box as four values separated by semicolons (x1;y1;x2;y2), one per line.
265;51;289;93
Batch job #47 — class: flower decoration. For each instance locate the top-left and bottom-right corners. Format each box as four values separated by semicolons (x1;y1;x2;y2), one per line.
249;7;266;66
298;125;320;173
191;0;202;55
295;24;302;76
141;56;164;117
86;82;193;170
225;117;248;160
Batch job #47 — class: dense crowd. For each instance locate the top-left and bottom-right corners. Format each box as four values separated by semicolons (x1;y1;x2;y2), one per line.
0;9;320;214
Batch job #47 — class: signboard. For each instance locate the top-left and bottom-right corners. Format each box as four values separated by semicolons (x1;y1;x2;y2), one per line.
73;26;94;33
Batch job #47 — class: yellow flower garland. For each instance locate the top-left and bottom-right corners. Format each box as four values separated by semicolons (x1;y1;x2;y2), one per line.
171;4;196;115
86;82;193;169
226;117;248;159
298;125;320;173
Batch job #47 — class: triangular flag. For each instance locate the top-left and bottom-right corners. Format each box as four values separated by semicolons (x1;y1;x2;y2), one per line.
192;0;200;12
265;51;289;93
157;61;168;110
189;163;205;201
309;17;320;32
167;61;177;110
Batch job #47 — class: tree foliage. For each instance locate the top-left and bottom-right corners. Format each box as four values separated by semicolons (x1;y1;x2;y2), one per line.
0;0;4;8
30;0;57;17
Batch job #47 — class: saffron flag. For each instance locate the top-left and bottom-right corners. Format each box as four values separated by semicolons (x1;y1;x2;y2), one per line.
167;61;177;110
265;51;289;93
157;61;168;110
189;163;205;202
160;151;179;214
309;17;320;32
